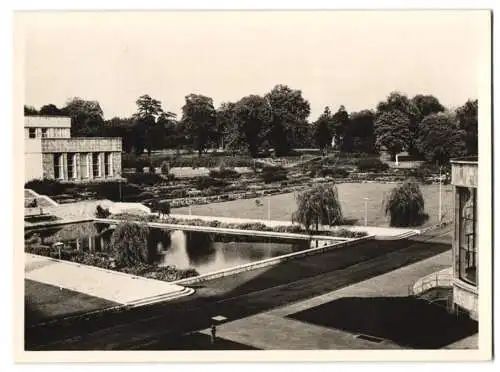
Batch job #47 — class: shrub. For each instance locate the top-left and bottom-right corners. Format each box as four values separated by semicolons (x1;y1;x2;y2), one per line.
92;182;141;201
261;166;288;184
25;179;69;196
95;205;111;218
292;183;344;232
208;220;221;228
110;221;150;266
194;176;228;190
356;158;389;172
209;168;241;179
126;172;165;186
384;179;429;227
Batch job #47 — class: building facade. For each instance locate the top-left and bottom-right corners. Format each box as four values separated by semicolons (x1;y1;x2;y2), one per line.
451;157;478;320
24;116;122;183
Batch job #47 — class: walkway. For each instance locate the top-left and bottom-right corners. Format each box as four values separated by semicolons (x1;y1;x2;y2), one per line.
169;213;419;239
198;250;475;349
25;253;193;308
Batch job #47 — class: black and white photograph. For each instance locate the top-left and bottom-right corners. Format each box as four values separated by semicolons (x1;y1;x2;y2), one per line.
12;8;493;362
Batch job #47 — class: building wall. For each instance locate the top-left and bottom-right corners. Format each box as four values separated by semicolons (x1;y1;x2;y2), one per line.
451;160;478;320
24;116;71;129
24;139;43;182
25;127;71;139
451;162;478;188
41;138;122;153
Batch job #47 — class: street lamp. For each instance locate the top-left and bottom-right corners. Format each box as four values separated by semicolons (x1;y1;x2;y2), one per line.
268;197;271;222
438;165;443;223
363;197;369;226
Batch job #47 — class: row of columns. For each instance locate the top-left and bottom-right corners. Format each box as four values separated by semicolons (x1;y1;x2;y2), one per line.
54;152;114;181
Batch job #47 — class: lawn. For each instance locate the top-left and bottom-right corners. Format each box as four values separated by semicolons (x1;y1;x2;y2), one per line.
25;279;118;326
173;183;453;227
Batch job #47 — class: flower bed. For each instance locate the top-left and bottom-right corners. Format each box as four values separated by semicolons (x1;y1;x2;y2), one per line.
24;243;199;282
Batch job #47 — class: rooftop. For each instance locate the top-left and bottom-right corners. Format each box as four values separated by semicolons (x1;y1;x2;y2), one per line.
24;116;71;128
450;156;478;164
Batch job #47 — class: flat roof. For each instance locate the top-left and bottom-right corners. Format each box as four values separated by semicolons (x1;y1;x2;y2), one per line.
450;156;478;164
24;116;71;128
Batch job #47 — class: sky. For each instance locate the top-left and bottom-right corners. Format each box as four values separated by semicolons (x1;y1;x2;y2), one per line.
19;10;490;121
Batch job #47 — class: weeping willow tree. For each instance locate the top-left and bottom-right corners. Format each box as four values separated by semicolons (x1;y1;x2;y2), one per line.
110;221;150;267
384;179;429;227
292;183;344;233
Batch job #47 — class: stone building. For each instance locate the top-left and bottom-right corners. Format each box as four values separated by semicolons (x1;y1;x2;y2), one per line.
24;116;122;183
451;156;478;320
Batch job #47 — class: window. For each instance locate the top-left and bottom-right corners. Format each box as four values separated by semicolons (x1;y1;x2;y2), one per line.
92;153;101;178
458;187;477;286
104;153;113;177
67;153;76;179
41;128;48;138
80;153;89;178
53;153;63;180
29;128;36;139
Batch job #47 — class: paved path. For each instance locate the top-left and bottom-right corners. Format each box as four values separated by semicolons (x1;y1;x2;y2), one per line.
198;251;466;350
25;253;192;307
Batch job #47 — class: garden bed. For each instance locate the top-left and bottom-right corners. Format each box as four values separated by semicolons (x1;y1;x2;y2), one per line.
24;243;199;282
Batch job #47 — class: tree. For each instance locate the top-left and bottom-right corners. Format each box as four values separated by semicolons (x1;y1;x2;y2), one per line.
215;102;235;150
456;99;478;156
103;117;136;153
133;94;176;158
265;85;311;156
181;94;217;156
110;221;150;267
39;104;63;116
411;94;445;122
384;180;429;227
374;110;411;160
292;183;343;233
62;97;104;137
331;105;350;151
230;95;272;157
377;92;420;156
135;94;164;118
416;112;466;165
24;105;38;116
345;110;377;154
313;107;335;155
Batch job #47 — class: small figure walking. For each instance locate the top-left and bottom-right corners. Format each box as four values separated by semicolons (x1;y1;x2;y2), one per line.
210;323;217;345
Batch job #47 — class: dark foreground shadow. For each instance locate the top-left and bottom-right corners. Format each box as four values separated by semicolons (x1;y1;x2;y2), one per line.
138;331;260;350
288;296;478;349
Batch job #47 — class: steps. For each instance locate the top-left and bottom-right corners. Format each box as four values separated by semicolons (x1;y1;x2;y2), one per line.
125;287;195;308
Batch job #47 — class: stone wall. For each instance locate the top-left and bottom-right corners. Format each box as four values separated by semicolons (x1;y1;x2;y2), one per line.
42;153;55;179
453;280;478;320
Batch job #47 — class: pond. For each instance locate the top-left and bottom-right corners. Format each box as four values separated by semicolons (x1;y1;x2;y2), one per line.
24;222;314;274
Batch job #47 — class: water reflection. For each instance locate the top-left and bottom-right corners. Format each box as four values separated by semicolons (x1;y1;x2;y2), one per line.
25;222;310;274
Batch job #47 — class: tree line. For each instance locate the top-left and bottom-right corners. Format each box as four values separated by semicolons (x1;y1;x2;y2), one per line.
24;86;478;164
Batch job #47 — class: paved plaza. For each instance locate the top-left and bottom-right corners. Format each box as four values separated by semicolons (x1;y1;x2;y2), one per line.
198;250;477;350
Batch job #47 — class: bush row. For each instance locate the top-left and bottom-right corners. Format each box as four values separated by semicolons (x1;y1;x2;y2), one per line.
122;153;260;169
